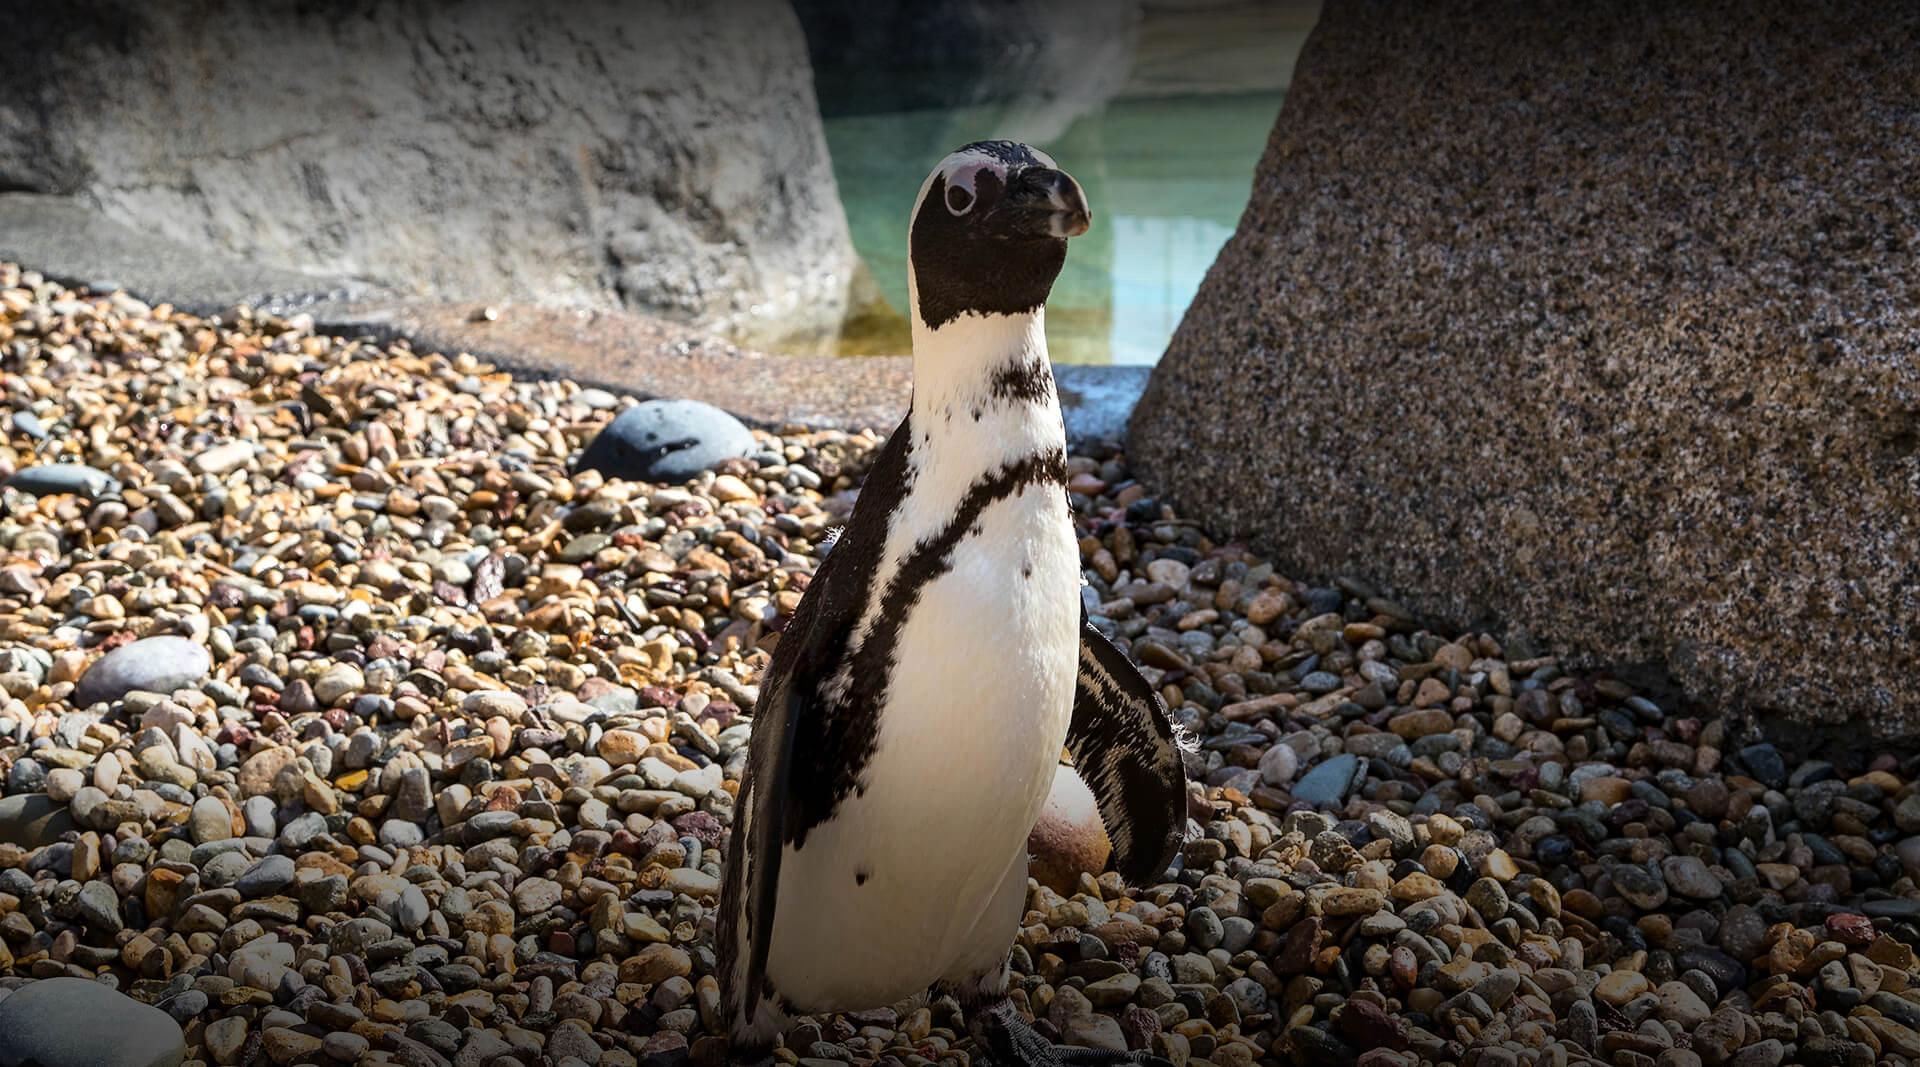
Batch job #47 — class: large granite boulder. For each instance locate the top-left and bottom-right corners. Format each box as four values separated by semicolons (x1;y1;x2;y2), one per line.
0;0;857;349
1130;1;1920;740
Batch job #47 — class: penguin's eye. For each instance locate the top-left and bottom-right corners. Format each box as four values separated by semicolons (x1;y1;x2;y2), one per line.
945;183;975;216
944;161;994;216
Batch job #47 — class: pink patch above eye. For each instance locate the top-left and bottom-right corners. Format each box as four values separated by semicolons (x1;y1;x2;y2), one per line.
943;160;1001;216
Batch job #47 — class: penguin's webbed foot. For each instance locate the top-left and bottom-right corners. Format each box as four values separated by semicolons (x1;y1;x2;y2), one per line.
967;998;1173;1067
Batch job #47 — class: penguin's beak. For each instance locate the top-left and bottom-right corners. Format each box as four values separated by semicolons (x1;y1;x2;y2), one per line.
997;166;1091;240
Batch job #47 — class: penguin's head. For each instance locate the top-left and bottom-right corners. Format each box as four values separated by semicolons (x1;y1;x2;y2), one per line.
907;140;1091;331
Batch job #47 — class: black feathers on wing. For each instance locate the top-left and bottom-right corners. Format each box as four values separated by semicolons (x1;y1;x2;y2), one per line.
718;422;914;1027
1067;608;1191;886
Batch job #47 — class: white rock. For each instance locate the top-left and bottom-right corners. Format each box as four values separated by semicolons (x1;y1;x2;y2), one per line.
1259;743;1299;786
229;936;294;992
189;796;232;844
191;440;255;475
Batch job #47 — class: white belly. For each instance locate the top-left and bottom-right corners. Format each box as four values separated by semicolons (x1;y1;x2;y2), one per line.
767;482;1080;1011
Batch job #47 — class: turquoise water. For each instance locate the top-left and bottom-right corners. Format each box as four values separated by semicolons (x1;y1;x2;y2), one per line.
810;3;1317;364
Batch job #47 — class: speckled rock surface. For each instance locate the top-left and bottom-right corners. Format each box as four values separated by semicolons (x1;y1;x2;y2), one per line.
0;0;858;350
1130;0;1920;740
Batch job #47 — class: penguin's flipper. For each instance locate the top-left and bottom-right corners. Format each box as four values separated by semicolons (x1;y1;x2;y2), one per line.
1066;609;1191;887
748;670;805;1018
727;557;850;1030
722;424;912;1037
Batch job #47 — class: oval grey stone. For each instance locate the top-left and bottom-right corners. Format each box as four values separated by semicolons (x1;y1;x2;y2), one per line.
0;793;76;848
0;976;185;1067
574;399;754;483
1290;753;1364;809
236;854;296;898
5;464;121;500
74;636;212;707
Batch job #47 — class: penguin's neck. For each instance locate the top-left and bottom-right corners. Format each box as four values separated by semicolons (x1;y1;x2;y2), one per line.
907;308;1064;469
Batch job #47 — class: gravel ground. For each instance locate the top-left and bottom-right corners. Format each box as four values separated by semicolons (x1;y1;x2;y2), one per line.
1;265;1919;1067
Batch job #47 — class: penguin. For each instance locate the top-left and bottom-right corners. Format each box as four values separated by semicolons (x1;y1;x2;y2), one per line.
718;140;1190;1067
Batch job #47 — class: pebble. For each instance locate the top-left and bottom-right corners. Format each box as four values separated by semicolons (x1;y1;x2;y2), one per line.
1291;753;1363;807
191;440;255;475
203;1016;247;1064
71;635;212;706
235;853;295;897
1595;969;1649;1005
323;1032;369;1061
1027;763;1112;894
513;877;562;913
0;793;73;847
1257;741;1298;785
0;977;186;1067
1656;980;1711;1026
574;398;755;482
1661;854;1724;899
5;463;120;499
187;795;232;844
1612;862;1670;910
1729;1039;1786;1067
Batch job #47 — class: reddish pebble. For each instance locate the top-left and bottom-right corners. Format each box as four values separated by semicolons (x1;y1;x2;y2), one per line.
1119;1004;1160;1050
1826;911;1876;947
1337;998;1408;1050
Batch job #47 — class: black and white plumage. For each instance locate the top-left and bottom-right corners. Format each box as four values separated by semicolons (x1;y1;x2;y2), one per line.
1069;609;1191;886
717;141;1188;1067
